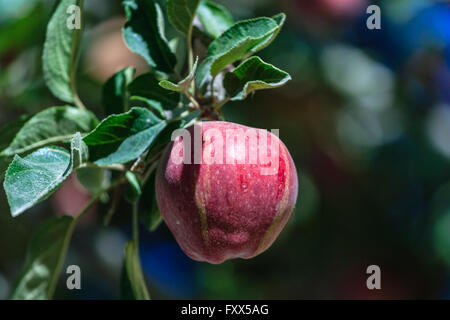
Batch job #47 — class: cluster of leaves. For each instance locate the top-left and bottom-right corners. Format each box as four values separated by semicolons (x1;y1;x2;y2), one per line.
0;0;290;300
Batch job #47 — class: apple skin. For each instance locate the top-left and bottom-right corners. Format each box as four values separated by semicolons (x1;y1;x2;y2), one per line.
156;121;298;264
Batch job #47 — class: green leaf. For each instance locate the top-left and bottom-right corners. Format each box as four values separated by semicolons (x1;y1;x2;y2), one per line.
4;147;70;217
120;241;150;300
256;13;285;52
157;80;180;92
0;115;30;153
197;0;234;38
168;37;180;53
0;157;11;181
123;0;177;73
169;37;187;75
223;56;291;100
83;107;167;165
43;0;84;103
129;72;181;114
11;216;75;300
0;106;98;157
196;14;285;88
125;171;142;204
102;67;135;116
139;170;162;231
159;56;198;92
0;115;31;180
0;116;32;180
76;166;109;195
145;119;184;161
4;134;87;217
192;25;214;48
167;0;201;35
0;3;46;56
70;132;89;168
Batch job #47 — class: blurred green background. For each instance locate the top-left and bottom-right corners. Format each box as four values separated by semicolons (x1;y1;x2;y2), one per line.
1;0;450;299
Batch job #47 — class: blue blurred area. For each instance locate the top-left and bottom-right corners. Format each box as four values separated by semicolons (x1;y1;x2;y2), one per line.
352;2;450;64
139;236;199;299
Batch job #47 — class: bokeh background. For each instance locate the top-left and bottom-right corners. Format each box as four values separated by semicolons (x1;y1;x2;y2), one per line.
1;0;450;299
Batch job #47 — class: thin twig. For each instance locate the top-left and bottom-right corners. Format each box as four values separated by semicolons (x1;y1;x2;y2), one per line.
81;162;126;172
187;27;194;75
76;177;127;222
132;203;139;243
142;160;159;186
72;92;86;110
214;96;230;111
217;108;226;121
210;75;217;105
103;185;121;226
184;90;201;109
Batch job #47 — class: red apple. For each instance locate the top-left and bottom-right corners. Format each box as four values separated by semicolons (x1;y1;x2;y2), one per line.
156;121;298;264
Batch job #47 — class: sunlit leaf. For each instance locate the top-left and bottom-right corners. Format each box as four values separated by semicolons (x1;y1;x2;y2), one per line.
197;0;233;38
0;106;98;157
159;57;198;92
252;13;285;53
4;147;70;217
223;56;291;100
83;107;167;165
4;134;87;217
43;0;84;103
196;14;285;88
